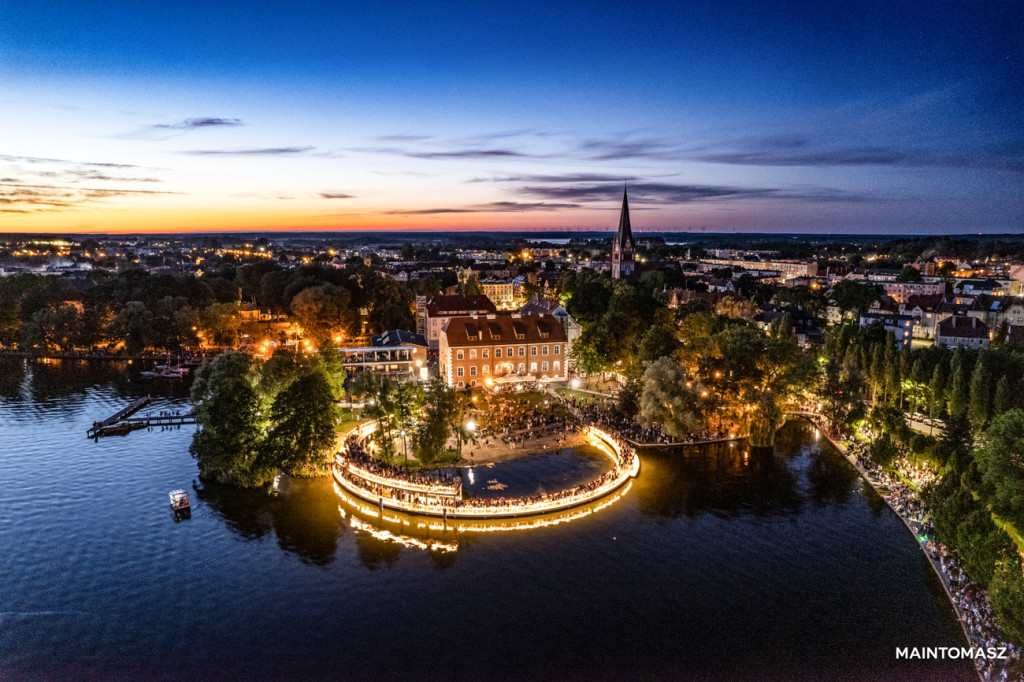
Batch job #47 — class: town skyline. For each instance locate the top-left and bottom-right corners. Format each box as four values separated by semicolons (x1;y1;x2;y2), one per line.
2;1;1022;235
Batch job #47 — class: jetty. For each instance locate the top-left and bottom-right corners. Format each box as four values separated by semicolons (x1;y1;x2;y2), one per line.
87;398;196;438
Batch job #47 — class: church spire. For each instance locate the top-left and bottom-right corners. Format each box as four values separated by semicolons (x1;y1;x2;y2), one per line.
617;184;632;245
612;184;635;279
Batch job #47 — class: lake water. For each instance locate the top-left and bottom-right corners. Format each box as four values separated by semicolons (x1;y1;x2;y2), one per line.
0;358;975;680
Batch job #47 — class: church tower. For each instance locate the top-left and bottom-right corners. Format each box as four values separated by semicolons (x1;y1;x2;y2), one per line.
611;185;634;279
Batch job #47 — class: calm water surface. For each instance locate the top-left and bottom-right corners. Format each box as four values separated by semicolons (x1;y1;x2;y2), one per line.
0;359;974;680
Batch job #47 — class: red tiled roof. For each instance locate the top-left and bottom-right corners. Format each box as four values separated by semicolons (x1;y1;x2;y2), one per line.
426;295;497;317
443;314;567;347
937;315;990;339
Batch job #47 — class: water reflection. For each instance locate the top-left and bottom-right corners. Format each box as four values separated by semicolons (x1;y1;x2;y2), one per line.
0;357;26;400
634;436;803;519
195;476;346;566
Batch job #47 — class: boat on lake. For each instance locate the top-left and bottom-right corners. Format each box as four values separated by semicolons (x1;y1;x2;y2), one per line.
169;490;191;520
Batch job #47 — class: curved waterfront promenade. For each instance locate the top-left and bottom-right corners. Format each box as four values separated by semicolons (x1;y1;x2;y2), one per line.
333;425;639;519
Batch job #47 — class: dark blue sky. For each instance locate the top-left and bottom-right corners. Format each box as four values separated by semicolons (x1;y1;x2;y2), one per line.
1;0;1021;233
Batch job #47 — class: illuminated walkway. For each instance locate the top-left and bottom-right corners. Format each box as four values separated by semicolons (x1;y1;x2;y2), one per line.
333;425;639;519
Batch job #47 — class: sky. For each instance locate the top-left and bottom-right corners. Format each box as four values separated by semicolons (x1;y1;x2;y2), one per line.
1;0;1022;235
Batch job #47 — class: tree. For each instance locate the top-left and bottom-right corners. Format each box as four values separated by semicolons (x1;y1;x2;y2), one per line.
460;275;483;296
817;357;865;434
933;413;974;474
638;357;704;438
989;555;1024;645
869;433;900;467
413;379;457;465
290;284;354;346
190;352;273;487
831;279;883;316
974;409;1024;522
928;362;946;419
636;324;679;366
993;375;1011;416
199;302;242;348
967;355;991;432
946;354;970;418
265;369;339;477
895;266;923;282
312;340;347;401
109;300;153;354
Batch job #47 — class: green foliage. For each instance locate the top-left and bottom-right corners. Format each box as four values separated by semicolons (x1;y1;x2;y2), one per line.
266;369;339;477
994;375;1011;417
290;283;355;346
816;357;866;434
967;355;991;432
638;357;703;438
975;410;1024;522
895;265;923;282
190;352;273;487
933;413;974;473
413;379;457;465
989;555;1024;645
831;279;883;315
869;433;900;467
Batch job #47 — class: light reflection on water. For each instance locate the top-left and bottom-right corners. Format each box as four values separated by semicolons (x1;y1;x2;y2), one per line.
0;359;975;681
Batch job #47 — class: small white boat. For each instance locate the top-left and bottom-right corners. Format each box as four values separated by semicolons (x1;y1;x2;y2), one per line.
169;489;191;512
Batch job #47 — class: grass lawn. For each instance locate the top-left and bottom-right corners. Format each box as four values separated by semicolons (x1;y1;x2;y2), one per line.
335;407;369;434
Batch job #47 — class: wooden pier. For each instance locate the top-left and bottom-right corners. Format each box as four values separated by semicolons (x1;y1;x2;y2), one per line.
87;398;196;438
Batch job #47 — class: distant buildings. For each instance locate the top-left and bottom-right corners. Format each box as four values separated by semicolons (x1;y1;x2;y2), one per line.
858;312;914;346
416;294;497;350
936;315;990;349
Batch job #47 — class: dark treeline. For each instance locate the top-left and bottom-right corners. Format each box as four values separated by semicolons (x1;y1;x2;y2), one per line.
0;261;435;354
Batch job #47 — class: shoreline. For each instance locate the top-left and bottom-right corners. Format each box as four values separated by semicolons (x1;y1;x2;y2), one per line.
810;419;985;682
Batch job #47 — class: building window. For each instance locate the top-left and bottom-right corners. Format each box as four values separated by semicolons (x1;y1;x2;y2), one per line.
518;347;525;357
518;363;525;373
457;350;464;360
530;346;537;356
542;361;548;371
530;362;537;373
482;349;489;359
470;366;477;376
542;345;548;355
507;347;513;357
483;365;489;375
495;348;502;358
457;367;464;377
554;361;560;371
554;345;561;355
458;381;464;388
469;349;477;359
470;380;477;386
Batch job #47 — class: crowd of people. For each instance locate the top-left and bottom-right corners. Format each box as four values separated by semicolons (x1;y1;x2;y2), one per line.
340;435;460;493
335;413;637;514
558;395;738;446
817;418;1023;681
933;546;1024;681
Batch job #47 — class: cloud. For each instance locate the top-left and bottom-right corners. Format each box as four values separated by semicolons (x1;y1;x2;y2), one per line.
319;192;356;199
182;146;314;156
384;201;581;215
405;149;532;160
121;117;243;140
152;117;242;130
469;173;634;184
576;137;681;161
515;181;867;205
0;182;177;212
376;134;433;142
685;133;1024;172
